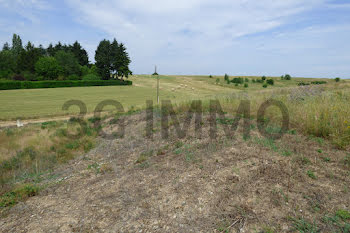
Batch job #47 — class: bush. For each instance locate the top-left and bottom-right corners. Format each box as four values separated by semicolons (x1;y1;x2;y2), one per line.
245;78;249;82
252;79;256;83
231;77;244;84
83;74;100;81
335;77;341;82
263;84;268;88
224;74;229;81
0;80;132;90
266;79;274;85
262;76;266;81
12;74;25;81
35;57;61;80
256;79;264;83
209;75;213;78
67;74;81;80
21;71;37;81
298;82;310;86
284;74;291;80
311;81;327;85
244;83;248;88
215;78;220;84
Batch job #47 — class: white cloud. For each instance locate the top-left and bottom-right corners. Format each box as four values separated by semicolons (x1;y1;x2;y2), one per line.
0;0;50;23
64;0;328;73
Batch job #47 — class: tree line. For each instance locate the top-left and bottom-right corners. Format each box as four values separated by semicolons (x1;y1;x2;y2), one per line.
0;34;132;81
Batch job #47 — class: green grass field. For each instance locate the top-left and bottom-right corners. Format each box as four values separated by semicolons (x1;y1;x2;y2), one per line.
0;75;347;120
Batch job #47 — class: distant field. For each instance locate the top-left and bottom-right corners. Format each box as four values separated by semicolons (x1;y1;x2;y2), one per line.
0;75;347;120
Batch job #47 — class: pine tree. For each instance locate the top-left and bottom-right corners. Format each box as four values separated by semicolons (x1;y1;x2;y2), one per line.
95;39;111;80
71;41;89;66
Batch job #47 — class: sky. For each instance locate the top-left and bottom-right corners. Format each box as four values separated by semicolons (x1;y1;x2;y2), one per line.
0;0;349;78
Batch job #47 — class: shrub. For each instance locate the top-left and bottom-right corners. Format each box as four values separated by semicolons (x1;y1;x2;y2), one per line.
12;74;25;81
35;57;61;80
215;78;220;84
252;79;256;83
83;74;100;80
257;79;264;83
244;83;248;88
231;77;244;84
209;75;213;78
311;81;327;85
262;76;266;81
0;80;132;90
263;83;268;88
284;74;292;80
267;79;274;85
298;82;310;86
245;78;249;82
21;71;37;81
335;77;341;82
67;74;81;80
224;74;229;81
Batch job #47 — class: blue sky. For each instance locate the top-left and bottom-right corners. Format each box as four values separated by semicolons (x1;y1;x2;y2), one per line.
0;0;349;78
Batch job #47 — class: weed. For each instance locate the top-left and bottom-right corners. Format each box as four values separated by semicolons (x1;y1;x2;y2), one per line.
41;121;57;129
65;140;80;150
317;149;323;154
281;149;292;157
321;157;331;162
294;156;311;166
88;117;101;124
5;128;14;136
87;162;100;174
336;209;350;221
307;170;317;179
136;150;154;164
253;136;278;152
288;129;297;135
343;154;350;168
290;217;319;233
0;184;39;208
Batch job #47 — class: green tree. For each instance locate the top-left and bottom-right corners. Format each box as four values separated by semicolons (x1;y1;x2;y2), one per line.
17;41;43;73
95;39;111;80
0;50;16;78
54;51;81;77
2;42;10;51
11;34;23;58
70;41;89;66
262;76;266;81
35;57;61;80
47;43;55;56
335;77;341;82
114;43;132;79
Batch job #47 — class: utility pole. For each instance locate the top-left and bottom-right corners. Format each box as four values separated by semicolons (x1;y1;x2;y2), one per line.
153;65;160;104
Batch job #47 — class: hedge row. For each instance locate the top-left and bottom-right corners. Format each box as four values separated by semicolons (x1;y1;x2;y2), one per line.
0;80;132;90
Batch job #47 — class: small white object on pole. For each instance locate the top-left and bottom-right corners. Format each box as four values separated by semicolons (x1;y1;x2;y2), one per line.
17;119;24;127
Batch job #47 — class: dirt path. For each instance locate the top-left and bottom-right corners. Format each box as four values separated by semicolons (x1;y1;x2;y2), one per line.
1;113;349;232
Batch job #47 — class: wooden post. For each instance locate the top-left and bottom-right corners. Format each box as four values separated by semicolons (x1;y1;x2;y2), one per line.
155;66;159;104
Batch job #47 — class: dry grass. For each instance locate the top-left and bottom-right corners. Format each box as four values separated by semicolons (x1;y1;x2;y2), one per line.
0;119;98;199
